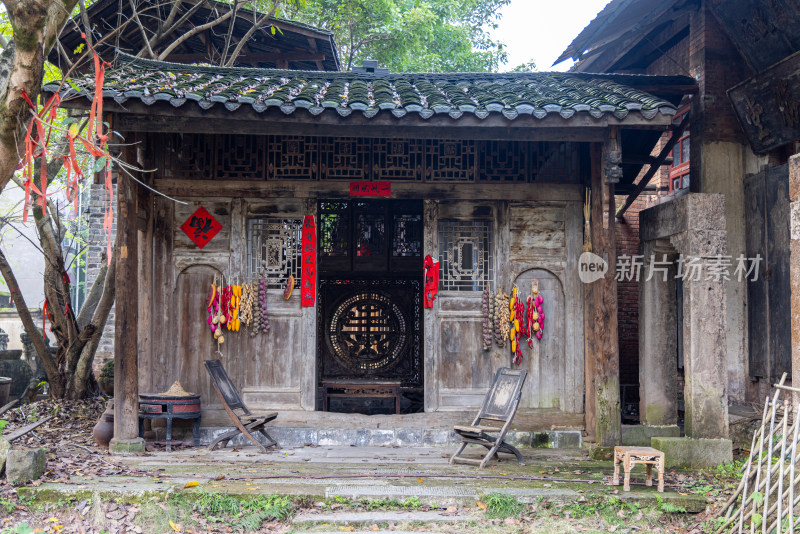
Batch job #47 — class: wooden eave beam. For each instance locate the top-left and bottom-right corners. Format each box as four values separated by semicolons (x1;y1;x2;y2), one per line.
616;113;690;218
48;95;675;140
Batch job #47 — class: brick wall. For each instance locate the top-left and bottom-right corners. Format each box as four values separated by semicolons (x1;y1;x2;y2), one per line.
86;183;116;374
616;193;658;393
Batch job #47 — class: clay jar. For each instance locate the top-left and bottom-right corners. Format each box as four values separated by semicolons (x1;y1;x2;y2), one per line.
93;399;114;447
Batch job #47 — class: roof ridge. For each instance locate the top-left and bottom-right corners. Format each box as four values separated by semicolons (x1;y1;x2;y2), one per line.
114;51;694;83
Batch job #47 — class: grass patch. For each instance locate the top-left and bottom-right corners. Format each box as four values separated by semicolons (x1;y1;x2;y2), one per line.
482;493;525;519
135;491;294;533
358;497;424;511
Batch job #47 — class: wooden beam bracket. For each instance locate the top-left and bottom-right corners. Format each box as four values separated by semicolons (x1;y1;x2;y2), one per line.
616;113;690;218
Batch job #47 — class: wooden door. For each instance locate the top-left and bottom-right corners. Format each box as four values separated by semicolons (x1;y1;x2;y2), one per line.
172;265;222;409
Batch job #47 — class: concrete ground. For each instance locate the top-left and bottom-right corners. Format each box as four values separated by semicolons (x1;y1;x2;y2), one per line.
19;443;708;513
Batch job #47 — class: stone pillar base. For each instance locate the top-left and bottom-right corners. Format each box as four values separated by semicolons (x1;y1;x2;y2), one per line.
651;437;732;468
621;425;680;447
109;437;145;455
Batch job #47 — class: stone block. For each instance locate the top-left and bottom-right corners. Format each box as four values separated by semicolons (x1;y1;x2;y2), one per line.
109;437;145;455
791;202;800;241
422;429;458;446
318;429;358;446
555;431;582;448
651;437;732;468
6;448;45;484
395;428;423;447
789;154;800;202
530;432;555;448
0;440;10;473
505;431;532;448
367;429;395;447
621;425;680;447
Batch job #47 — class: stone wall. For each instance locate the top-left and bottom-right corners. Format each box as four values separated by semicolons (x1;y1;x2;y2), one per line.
790;155;800;401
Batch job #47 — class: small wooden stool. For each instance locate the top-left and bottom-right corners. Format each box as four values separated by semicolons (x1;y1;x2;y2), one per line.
612;446;665;492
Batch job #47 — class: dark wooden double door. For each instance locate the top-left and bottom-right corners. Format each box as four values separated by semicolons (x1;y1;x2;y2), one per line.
316;199;423;414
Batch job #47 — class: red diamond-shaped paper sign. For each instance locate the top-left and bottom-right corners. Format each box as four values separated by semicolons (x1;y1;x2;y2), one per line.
180;206;222;249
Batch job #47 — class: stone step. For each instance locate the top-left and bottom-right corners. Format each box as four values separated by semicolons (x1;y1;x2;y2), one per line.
292;510;478;525
159;425;582;449
325;484;478;507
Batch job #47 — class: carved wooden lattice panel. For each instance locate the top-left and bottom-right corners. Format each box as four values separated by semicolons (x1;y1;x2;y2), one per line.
320;137;371;180
478;140;530;182
437;219;493;291
246;218;303;288
425;139;475;182
318;201;350;259
393;213;422;257
318;279;422;387
372;138;424;181
216;135;266;180
267;136;318;180
160;133;216;180
532;142;581;183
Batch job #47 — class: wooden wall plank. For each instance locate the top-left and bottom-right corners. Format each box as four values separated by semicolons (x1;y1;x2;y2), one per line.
745;171;768;379
423;200;439;412
766;165;792;378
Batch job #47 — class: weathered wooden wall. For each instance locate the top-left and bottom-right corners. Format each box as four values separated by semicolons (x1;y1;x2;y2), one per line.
425;200;585;416
136;131;588;427
139;197;316;413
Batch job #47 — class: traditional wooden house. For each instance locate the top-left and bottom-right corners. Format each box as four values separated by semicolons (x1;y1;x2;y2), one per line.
557;0;800;459
47;52;694;452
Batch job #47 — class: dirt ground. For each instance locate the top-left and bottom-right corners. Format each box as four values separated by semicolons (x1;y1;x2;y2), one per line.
0;399;741;534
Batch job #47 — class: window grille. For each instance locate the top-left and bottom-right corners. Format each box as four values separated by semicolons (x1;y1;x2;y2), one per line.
247;218;302;288
437;220;493;291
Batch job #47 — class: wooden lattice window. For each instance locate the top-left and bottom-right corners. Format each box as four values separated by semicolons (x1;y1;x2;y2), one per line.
426;140;475;182
247;218;303;288
437;220;493;291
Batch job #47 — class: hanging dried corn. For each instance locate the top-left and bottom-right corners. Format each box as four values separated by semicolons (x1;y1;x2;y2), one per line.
488;288;495;345
250;279;261;338
481;287;492;351
240;281;255;327
496;291;510;348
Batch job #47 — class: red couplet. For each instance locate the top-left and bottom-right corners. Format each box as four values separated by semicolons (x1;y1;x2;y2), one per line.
350;181;391;197
301;215;317;307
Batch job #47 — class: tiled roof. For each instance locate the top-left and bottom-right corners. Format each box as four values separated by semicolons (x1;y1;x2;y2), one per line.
47;53;686;121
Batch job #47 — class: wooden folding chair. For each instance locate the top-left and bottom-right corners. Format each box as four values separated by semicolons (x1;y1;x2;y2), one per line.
450;367;527;468
204;359;279;453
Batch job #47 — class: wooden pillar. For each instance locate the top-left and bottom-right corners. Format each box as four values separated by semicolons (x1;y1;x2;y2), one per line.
110;132;145;454
585;133;622;447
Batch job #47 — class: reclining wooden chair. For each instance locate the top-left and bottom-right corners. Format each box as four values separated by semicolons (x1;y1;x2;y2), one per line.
450;367;527;468
204;359;279;453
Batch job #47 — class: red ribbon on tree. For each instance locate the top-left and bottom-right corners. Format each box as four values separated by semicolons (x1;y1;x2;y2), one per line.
423;255;439;308
300;215;317;307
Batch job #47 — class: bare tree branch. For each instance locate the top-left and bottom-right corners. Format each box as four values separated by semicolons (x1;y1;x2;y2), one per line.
0;247;64;397
152;0;205;51
129;0;156;58
223;4;281;68
157;6;235;61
